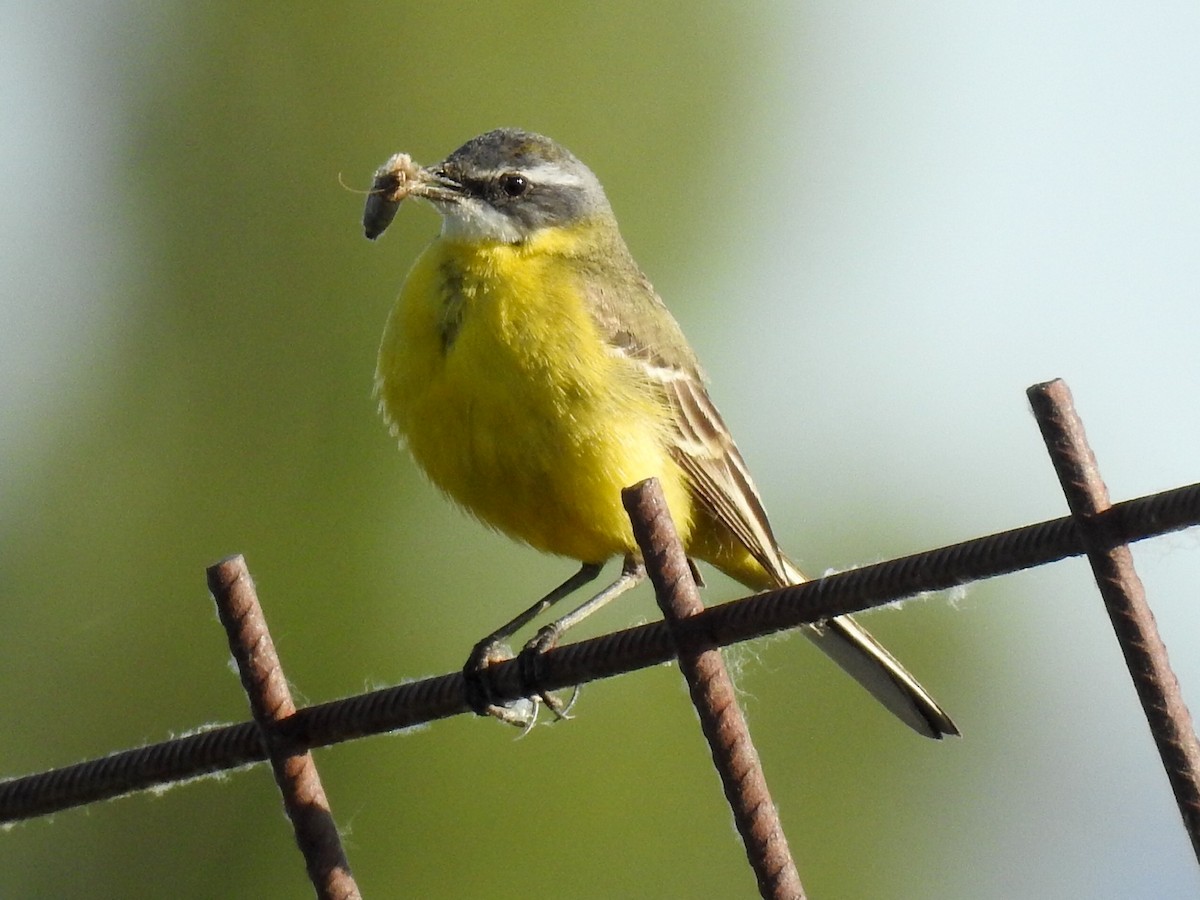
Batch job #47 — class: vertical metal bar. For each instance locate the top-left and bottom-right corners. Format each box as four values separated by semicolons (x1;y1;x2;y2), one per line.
208;556;363;900
1028;379;1200;864
623;479;805;900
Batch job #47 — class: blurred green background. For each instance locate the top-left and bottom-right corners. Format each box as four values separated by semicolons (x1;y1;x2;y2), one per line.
3;2;1200;897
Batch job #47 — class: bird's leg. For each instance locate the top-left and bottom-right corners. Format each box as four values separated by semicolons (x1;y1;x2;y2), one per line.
519;556;647;718
463;562;604;725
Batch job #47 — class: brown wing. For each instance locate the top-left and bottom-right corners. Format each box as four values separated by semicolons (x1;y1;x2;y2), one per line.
580;270;789;583
664;373;790;586
583;268;958;739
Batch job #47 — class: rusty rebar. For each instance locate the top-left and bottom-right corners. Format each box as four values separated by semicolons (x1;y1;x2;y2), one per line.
208;556;361;900
624;479;804;900
1028;379;1200;863
4;480;1200;823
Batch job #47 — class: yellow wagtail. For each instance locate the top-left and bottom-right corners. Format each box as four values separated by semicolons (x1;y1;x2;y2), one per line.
365;129;957;738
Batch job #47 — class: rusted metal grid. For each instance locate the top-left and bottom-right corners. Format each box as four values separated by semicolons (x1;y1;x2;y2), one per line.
2;379;1198;900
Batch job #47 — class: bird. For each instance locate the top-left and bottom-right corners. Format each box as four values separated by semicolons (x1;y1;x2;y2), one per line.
365;128;957;738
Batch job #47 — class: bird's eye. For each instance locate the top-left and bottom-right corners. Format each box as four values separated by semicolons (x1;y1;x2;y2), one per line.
498;173;529;197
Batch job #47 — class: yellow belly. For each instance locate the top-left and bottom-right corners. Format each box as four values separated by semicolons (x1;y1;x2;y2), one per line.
375;230;695;563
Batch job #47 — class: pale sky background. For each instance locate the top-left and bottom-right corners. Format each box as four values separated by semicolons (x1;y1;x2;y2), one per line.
2;3;1199;898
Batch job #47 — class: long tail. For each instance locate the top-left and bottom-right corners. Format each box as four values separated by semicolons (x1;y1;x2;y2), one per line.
658;367;956;737
781;559;959;739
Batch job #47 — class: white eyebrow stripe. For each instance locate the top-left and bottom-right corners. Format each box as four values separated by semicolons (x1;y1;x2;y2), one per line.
464;163;584;188
519;163;585;188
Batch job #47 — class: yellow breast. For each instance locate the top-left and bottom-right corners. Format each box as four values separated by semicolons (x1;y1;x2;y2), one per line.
375;226;694;562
